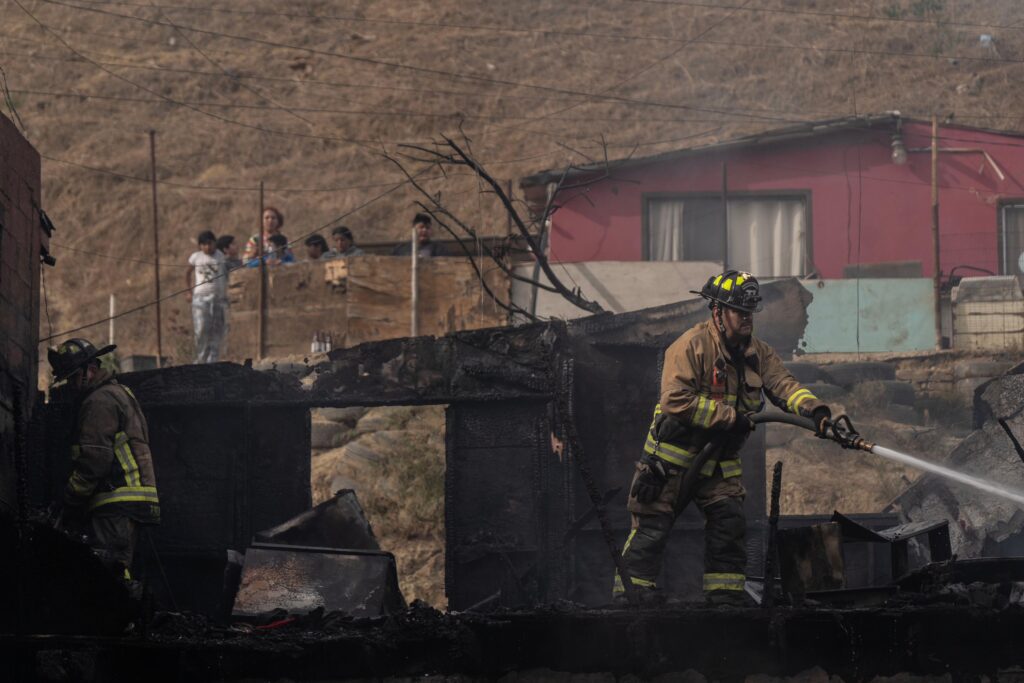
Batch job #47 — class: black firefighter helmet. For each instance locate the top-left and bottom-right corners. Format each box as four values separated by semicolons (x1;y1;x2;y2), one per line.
692;270;763;313
48;338;117;382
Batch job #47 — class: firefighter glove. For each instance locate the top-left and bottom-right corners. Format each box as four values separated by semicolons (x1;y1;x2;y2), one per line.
729;412;754;434
812;406;832;437
632;454;669;504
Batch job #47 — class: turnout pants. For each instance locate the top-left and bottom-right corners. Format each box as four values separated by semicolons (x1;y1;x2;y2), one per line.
90;513;139;579
614;462;747;598
192;295;228;364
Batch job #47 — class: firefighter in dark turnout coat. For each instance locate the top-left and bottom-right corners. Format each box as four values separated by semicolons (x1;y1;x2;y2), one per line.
615;271;833;605
48;339;160;578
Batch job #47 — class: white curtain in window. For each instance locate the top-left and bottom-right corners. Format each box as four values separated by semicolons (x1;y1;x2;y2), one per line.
727;199;805;276
647;199;685;261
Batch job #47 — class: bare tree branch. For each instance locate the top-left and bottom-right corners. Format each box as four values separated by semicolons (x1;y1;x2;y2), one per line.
388;132;619;317
440;135;605;315
418;205;539;322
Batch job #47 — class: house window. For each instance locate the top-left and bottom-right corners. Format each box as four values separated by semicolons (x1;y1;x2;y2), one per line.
1000;203;1024;285
645;196;807;277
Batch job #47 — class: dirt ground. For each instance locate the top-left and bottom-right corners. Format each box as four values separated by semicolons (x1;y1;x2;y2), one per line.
9;0;1023;360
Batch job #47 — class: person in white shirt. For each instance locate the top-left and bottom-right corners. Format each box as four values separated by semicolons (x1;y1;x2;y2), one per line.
186;230;229;363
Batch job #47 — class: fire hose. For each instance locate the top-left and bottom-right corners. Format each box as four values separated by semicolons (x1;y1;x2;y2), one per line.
673;412;867;521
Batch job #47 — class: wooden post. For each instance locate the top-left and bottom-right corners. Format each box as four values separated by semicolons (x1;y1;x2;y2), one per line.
721;162;729;270
410;224;419;337
257;182;266;360
108;294;116;347
148;130;163;368
931;115;942;349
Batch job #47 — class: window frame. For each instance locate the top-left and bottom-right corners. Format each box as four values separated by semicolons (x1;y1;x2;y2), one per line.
640;190;814;276
998;200;1024;277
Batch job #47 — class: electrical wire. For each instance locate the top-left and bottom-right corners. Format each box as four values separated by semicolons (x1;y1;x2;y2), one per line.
12;0;385;149
23;0;850;124
6;87;752;125
53;0;1024;44
17;0;1024;146
479;0;753;142
40;0;1024;80
7;33;1023;128
145;0;318;133
49;240;193;267
613;0;1024;32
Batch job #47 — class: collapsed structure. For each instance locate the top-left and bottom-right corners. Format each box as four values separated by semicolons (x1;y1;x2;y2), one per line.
7;274;1024;680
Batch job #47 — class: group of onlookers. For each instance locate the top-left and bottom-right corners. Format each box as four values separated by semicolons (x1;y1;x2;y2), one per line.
185;210;450;364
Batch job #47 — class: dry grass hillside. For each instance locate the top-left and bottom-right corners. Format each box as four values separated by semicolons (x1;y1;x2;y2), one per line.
4;0;1024;359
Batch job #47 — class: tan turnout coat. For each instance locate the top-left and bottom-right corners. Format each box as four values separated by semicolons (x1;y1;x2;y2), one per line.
65;370;160;523
644;320;825;479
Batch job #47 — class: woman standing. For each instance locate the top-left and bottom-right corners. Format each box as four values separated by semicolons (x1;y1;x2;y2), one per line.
242;206;287;263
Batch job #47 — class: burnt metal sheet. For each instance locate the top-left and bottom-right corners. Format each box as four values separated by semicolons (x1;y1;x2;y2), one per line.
780;514;899;588
232;544;405;618
830;512;952;579
254;489;379;550
777;522;845;598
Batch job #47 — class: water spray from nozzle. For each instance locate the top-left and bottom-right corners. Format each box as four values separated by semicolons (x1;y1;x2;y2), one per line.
753;412;1024;508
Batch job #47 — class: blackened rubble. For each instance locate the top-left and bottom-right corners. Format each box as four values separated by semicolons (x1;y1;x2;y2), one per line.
8;599;1024;681
18;278;1024;680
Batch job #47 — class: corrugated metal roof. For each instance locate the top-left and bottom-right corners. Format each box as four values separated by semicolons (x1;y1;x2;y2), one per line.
521;112;1024;187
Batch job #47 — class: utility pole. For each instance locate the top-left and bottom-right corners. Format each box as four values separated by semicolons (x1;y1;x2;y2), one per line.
149;130;163;368
410;223;419;337
257;182;266;360
721;162;729;270
931;115;942;349
108;294;116;347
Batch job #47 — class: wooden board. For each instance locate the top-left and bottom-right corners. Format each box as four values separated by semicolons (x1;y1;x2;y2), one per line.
224;256;509;359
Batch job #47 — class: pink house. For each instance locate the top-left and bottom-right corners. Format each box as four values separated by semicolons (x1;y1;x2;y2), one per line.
522;114;1024;283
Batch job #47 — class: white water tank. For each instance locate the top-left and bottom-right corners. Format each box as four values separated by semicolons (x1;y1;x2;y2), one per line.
951;276;1024;352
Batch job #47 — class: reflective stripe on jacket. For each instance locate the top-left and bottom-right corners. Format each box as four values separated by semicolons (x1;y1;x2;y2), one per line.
646;319;825;478
65;371;161;523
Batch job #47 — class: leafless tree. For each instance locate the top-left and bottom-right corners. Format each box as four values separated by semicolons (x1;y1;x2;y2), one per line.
385;131;622;321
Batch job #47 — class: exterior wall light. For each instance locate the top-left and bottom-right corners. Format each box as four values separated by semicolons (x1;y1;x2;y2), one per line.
891;134;908;165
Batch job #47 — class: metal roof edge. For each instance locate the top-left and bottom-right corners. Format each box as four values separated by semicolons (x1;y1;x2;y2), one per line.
521;112;1024;188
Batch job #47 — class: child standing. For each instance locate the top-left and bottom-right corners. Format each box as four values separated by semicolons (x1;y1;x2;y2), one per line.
187;231;229;363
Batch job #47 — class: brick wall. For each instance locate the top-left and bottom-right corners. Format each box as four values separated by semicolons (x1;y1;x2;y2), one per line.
0;112;45;517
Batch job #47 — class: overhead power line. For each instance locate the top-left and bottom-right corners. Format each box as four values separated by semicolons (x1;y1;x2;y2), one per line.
56;0;1024;42
12;0;388;149
478;0;751;144
40;0;1024;70
8;87;752;125
613;0;1024;32
38;152;463;193
146;0;318;133
38;0;1024;130
24;0;835;125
